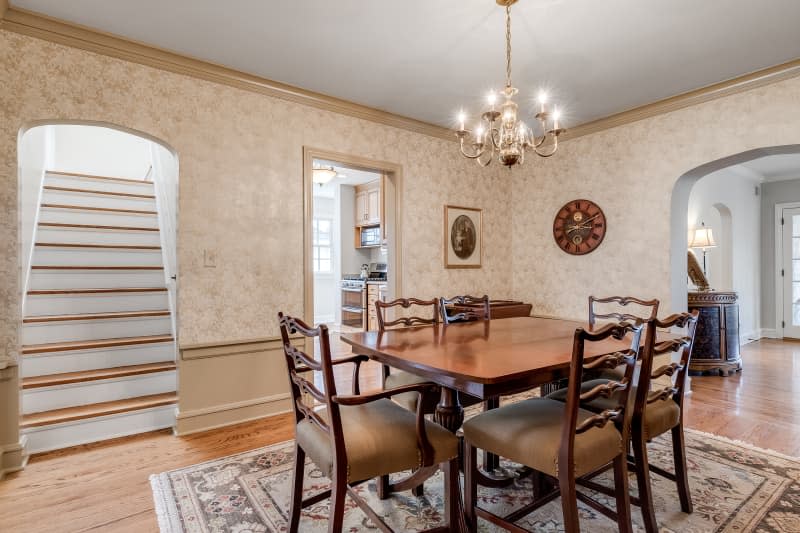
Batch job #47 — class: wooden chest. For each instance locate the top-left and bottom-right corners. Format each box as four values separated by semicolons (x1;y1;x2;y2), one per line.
688;291;742;376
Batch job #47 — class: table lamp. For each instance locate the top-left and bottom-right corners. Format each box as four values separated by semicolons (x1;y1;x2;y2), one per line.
688;222;717;276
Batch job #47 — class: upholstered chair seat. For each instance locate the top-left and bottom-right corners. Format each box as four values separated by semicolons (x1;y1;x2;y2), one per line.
463;397;622;478
296;398;458;483
384;369;429;412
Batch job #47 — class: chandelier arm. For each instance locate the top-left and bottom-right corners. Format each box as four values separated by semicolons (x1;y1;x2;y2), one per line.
489;127;502;150
533;136;559;157
459;139;489;160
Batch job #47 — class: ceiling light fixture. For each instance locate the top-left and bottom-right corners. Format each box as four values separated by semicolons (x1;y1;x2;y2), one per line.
312;165;337;186
456;0;564;168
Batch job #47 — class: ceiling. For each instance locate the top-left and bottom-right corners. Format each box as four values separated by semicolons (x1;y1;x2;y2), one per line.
312;160;381;198
11;0;800;128
741;154;800;183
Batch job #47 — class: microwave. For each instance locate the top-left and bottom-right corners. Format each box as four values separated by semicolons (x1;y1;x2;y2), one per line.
360;226;381;247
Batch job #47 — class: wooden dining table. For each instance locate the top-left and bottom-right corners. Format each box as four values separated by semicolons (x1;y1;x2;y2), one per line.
341;316;639;434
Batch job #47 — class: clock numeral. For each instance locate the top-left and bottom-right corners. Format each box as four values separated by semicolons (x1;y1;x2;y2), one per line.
591;233;600;240
594;223;603;228
574;201;581;210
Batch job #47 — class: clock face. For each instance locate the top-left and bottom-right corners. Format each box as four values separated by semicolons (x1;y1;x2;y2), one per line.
553;199;607;255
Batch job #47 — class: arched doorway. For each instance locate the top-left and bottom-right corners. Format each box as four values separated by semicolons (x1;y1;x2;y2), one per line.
17;121;179;454
671;144;800;340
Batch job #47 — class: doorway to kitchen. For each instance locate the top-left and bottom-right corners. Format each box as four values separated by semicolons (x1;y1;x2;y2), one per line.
302;148;402;338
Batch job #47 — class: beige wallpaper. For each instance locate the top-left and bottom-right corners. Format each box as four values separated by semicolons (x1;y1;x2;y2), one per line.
0;30;514;355
511;75;800;319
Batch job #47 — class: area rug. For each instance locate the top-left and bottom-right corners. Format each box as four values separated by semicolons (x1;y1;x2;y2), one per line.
151;426;800;532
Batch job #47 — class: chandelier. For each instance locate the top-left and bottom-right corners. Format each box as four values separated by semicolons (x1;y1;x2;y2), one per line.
456;0;564;167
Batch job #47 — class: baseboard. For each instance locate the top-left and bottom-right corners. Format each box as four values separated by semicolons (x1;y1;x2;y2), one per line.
759;328;780;339
173;393;292;436
0;436;29;480
740;330;762;345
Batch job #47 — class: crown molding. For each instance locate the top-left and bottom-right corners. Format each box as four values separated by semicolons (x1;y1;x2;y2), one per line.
562;58;800;140
2;7;799;143
0;7;454;141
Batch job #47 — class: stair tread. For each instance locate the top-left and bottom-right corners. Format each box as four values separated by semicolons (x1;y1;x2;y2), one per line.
41;203;157;215
36;242;162;250
31;265;164;270
24;310;171;323
28;287;168;295
38;222;159;232
20;392;177;428
46;170;155;185
22;334;174;355
22;362;177;389
43;185;156;199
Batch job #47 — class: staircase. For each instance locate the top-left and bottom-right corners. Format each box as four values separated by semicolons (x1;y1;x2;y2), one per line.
21;171;177;454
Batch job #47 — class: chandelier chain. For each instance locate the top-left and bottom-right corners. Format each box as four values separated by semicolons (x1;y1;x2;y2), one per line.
505;4;512;87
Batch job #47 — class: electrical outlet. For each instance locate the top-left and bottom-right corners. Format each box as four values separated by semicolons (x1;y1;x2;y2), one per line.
203;249;217;268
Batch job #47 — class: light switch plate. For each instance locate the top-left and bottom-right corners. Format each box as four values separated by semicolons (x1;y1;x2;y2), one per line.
203;249;217;268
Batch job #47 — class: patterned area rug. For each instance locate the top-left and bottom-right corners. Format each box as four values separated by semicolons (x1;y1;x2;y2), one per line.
151;427;800;532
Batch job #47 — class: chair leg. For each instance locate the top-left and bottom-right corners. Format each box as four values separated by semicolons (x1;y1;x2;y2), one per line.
558;473;580;533
376;474;390;500
289;442;305;533
412;483;424;497
464;443;478;533
672;423;693;513
443;458;462;531
632;431;658;533
328;467;347;533
613;454;634;533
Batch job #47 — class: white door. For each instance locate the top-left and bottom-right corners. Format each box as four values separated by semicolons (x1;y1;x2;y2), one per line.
781;207;800;338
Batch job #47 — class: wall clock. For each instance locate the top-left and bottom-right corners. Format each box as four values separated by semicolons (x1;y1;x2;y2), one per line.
553;199;607;255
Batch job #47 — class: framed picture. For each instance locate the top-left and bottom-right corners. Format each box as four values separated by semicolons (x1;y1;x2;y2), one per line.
444;205;482;268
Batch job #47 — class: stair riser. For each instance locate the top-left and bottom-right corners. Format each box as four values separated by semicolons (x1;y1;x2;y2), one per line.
26;292;169;315
22;342;175;377
21;404;175;454
42;190;157;211
38;208;159;227
33;247;163;267
45;174;155;195
29;269;166;289
37;227;162;246
22;371;177;414
23;316;171;345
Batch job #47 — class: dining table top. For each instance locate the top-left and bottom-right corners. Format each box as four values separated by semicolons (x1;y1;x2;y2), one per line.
341;316;641;398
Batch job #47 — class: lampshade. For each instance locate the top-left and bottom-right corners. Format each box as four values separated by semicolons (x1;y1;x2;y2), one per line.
312;165;337;186
689;223;717;249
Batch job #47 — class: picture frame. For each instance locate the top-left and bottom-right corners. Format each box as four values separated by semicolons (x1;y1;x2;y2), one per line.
444;205;482;269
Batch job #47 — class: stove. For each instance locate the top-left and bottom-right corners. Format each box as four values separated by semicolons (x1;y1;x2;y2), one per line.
340;263;388;328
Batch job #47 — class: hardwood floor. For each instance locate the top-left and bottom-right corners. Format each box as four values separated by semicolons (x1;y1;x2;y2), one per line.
1;337;798;532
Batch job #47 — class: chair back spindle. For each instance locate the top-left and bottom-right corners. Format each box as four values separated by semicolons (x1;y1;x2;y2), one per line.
376;298;439;331
439;294;491;324
588;295;659;330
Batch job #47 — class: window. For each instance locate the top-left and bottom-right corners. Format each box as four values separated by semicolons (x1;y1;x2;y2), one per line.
312;218;333;273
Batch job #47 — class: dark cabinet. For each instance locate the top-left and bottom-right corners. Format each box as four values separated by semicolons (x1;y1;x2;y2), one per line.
688;291;742;376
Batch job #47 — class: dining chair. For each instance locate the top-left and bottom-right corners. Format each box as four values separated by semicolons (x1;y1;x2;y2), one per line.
588;295;659;330
440;294;491;323
551;311;699;533
463;321;644;533
278;312;461;533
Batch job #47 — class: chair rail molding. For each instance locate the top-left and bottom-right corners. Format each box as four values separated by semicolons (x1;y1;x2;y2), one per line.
1;7;798;142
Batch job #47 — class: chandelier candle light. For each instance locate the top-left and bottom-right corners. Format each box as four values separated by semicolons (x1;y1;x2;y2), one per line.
456;0;564;167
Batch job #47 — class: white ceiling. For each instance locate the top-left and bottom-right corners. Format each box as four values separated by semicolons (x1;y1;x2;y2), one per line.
12;0;800;128
312;159;381;198
741;154;800;183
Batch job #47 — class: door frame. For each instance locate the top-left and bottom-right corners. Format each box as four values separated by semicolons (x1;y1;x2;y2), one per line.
302;147;403;326
774;201;800;339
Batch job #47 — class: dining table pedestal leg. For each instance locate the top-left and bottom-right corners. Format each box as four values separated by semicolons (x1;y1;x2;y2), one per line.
433;387;464;433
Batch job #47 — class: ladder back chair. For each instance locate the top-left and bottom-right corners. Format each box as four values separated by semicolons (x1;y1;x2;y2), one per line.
278;312;461;533
588;295;659;330
375;297;441;498
440;294;491;324
549;311;699;533
463;321;644;533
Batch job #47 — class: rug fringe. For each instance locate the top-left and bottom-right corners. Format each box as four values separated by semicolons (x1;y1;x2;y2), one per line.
685;428;800;461
150;472;183;533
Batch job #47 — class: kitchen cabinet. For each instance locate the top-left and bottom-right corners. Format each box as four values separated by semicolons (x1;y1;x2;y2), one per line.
355;180;381;227
366;282;387;331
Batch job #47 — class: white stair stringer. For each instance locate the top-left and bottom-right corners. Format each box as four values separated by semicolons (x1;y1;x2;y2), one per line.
22;403;176;455
21;168;177;452
22;341;175;377
23;370;177;414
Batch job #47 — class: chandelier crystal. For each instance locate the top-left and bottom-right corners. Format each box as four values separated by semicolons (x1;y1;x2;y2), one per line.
456;0;564;167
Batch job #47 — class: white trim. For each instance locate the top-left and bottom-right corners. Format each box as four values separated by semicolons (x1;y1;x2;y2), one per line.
739;331;762;345
774;202;800;340
760;328;780;339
